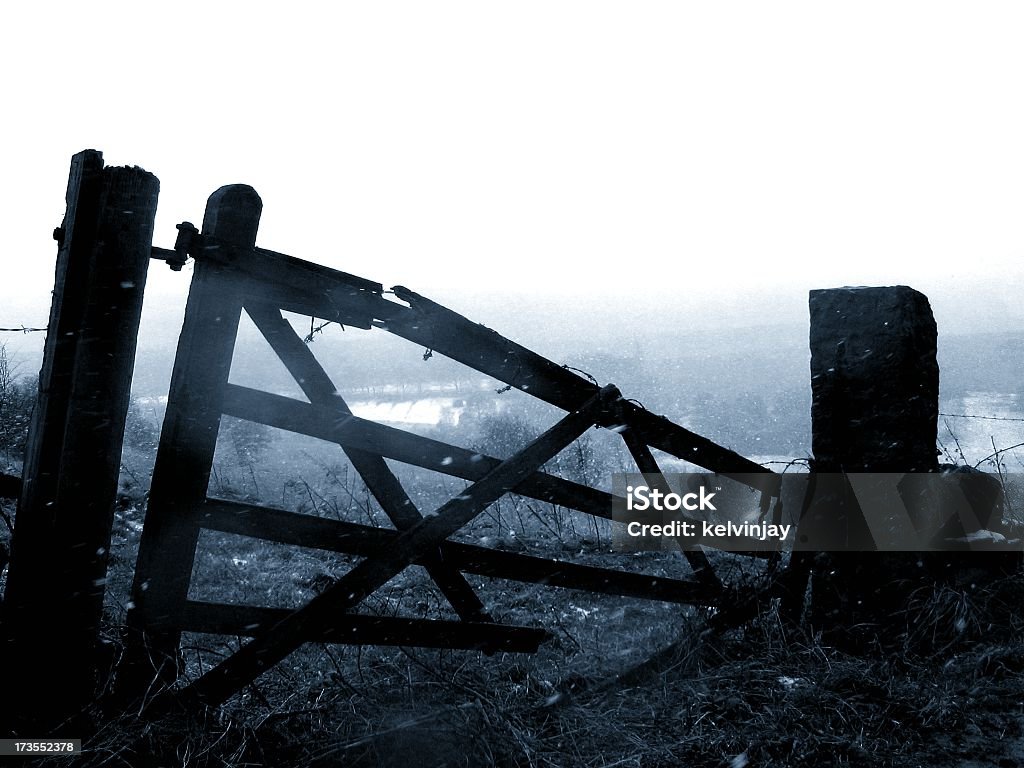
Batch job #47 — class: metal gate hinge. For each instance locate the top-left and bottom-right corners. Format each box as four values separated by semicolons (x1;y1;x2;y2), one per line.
151;221;200;271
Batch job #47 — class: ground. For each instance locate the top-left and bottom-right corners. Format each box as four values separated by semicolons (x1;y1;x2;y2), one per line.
5;412;1024;766
15;490;1024;768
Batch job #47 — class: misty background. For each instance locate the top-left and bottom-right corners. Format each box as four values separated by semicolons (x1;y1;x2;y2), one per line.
4;2;1024;473
5;8;1024;765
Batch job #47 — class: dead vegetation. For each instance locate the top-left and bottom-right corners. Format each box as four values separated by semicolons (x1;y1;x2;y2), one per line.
23;498;1024;768
8;410;1024;766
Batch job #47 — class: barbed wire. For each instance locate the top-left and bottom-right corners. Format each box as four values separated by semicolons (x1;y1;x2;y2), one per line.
0;326;47;333
561;364;599;385
304;318;344;343
939;412;1024;423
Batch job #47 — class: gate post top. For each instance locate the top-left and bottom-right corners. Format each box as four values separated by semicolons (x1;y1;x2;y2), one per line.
202;185;263;245
809;284;939;473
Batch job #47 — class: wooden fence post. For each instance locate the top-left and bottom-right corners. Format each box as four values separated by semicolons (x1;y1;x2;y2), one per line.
122;185;262;694
0;150;159;730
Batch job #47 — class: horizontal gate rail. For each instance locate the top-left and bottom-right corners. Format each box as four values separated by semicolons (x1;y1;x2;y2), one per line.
243;300;492;624
218;387;778;555
222;383;614;518
126;183;783;711
182;387;615;707
196;239;778;494
180;602;549;653
203;243;383;329
197;499;719;607
380;287;779;495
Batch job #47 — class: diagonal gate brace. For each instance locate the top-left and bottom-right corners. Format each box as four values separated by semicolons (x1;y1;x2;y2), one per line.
244;301;491;623
221;384;616;518
177;384;619;709
618;413;721;590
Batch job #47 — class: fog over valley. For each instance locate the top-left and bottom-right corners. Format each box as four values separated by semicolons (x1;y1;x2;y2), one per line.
19;276;997;479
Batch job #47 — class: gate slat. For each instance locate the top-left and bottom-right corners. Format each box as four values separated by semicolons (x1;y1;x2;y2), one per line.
180;386;615;707
381;286;778;494
221;383;615;518
179;601;549;653
619;424;721;589
244;302;492;623
198;498;718;606
193;243;778;489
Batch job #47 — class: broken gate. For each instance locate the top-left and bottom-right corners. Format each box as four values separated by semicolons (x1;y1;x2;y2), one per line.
123;183;781;707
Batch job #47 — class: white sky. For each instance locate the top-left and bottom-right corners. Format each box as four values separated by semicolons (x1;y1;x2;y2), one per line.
4;3;1024;335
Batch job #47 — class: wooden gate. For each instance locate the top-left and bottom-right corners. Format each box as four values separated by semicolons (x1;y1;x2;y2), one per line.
126;184;782;708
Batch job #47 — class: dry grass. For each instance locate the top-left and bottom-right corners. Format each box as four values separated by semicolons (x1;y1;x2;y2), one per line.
13;425;1024;767
50;602;1024;767
40;534;1024;767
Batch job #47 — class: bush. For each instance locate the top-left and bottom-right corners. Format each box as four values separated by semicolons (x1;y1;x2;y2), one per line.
472;412;535;458
221;416;275;467
123;398;160;453
471;411;606;486
0;344;36;457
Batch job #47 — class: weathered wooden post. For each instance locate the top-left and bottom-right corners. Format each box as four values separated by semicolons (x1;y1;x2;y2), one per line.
1;150;159;730
122;185;261;695
802;286;939;643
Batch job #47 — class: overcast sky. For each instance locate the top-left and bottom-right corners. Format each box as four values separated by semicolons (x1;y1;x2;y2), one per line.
4;3;1024;348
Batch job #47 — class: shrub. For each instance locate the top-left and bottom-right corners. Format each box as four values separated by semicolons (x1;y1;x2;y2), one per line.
0;344;36;457
123;398;161;453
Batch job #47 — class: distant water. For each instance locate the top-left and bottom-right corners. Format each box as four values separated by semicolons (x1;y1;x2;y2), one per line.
135;386;494;429
132;390;1024;470
349;397;468;427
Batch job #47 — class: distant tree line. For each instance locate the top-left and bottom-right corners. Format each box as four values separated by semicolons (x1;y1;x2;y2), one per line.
0;345;166;465
0;345;36;459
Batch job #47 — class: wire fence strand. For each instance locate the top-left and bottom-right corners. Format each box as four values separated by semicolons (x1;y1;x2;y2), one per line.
939;412;1024;423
